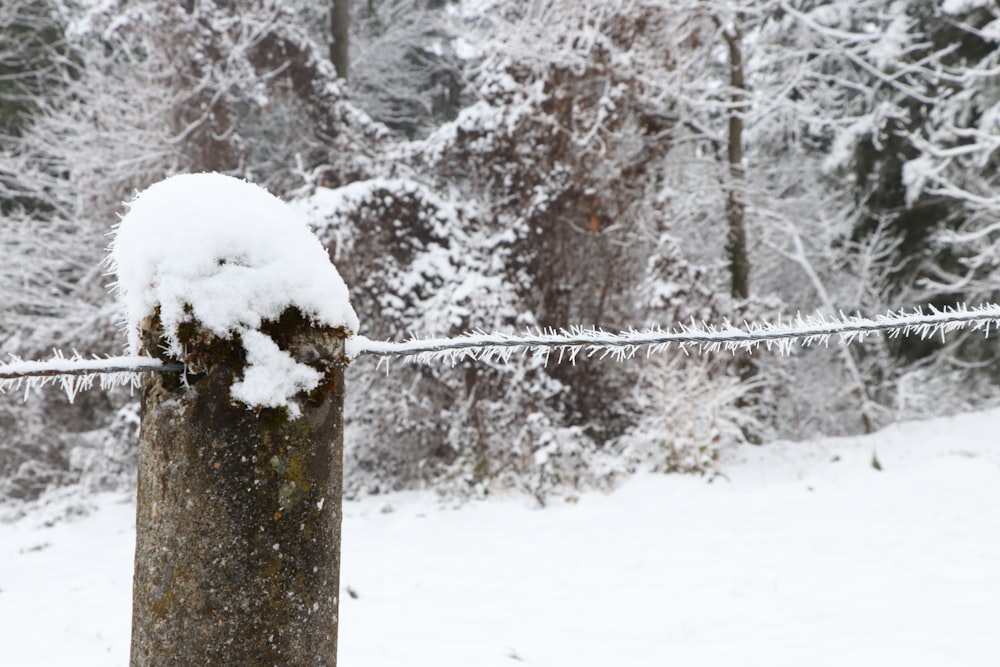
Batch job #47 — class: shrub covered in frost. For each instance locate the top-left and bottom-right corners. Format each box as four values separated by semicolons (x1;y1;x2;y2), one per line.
300;4;752;498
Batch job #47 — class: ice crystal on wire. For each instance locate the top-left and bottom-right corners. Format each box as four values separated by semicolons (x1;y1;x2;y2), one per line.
346;303;1000;366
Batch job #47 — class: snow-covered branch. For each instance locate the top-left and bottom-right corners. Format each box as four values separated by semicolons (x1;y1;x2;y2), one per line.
348;304;1000;365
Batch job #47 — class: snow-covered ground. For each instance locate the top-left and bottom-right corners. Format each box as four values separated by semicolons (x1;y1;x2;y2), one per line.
2;408;999;666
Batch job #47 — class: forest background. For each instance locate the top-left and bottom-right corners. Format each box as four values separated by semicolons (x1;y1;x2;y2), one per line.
2;0;999;506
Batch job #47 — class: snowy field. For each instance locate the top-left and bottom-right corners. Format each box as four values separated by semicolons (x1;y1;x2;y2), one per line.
2;409;999;666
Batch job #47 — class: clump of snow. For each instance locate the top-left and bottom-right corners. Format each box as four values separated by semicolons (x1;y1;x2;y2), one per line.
109;172;358;414
942;0;992;15
229;330;322;417
823;115;875;173
867;14;911;69
901;155;940;207
981;19;1000;41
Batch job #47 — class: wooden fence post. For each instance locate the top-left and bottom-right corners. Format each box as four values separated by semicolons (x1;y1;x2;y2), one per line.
129;308;347;666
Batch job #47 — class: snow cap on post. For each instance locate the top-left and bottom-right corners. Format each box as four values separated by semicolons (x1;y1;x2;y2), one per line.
108;172;358;415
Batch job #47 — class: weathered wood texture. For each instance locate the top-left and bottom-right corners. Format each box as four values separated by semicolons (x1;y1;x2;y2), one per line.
130;309;346;666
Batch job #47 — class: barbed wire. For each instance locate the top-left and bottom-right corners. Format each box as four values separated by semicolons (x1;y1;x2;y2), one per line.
0;354;183;402
3;304;999;399
347;303;1000;364
0;357;182;380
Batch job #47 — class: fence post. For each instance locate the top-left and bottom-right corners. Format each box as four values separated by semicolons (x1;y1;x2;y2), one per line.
129;308;346;666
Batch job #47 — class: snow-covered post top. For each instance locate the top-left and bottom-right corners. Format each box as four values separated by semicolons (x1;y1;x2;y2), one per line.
116;173;354;667
109;171;358;415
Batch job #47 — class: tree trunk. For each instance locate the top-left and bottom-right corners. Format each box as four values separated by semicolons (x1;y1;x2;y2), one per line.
130;308;346;666
330;0;350;80
723;19;749;301
720;16;761;441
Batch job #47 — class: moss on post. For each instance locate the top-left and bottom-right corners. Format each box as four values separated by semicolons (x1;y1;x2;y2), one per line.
130;308;347;666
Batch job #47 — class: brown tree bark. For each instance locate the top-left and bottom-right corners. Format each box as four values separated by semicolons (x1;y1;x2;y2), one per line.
130;308;347;666
718;15;761;441
723;19;750;301
330;0;350;80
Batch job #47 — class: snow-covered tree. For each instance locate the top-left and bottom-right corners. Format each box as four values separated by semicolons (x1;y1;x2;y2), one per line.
349;0;465;138
5;0;1000;506
1;0;380;501
778;0;1000;415
300;0;758;497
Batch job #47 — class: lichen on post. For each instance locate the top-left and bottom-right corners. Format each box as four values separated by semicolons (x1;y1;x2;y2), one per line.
109;173;359;667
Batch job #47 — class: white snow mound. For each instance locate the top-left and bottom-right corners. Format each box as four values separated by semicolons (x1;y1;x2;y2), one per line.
109;172;359;414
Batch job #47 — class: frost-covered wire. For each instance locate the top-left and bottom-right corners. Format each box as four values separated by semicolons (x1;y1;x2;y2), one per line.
6;303;1000;395
347;303;1000;365
0;353;182;403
